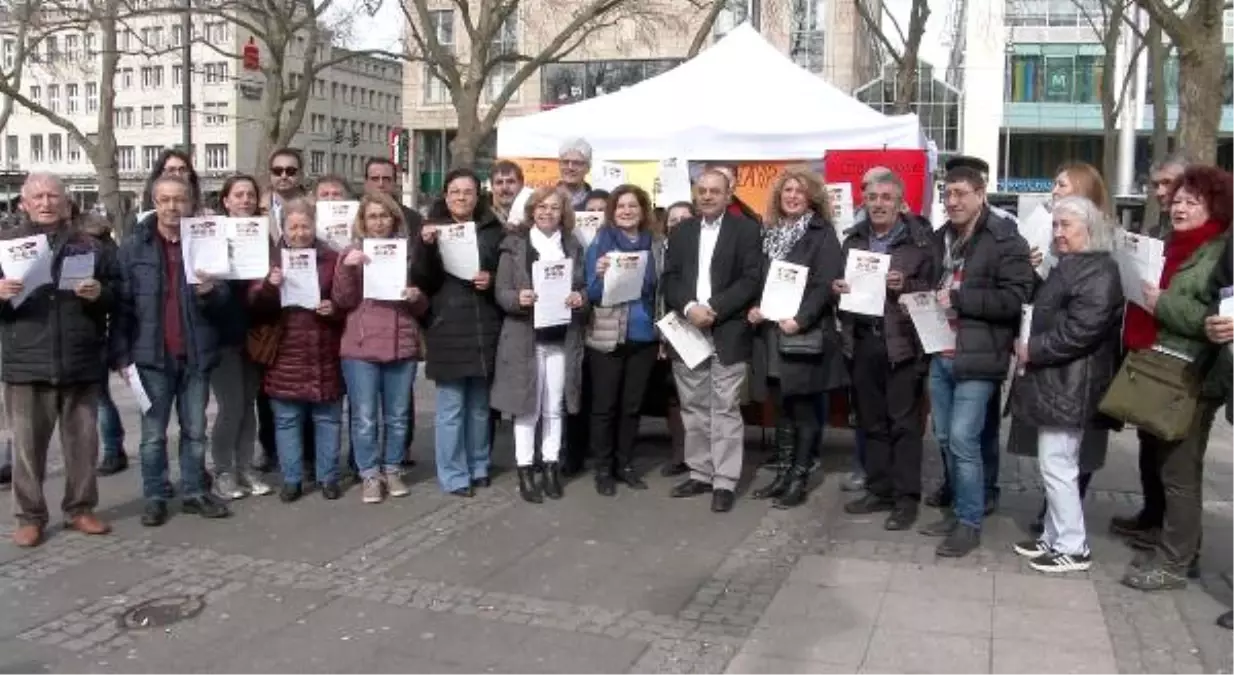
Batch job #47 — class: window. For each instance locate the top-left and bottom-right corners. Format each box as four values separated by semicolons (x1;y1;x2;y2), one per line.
141;66;163;89
205;144;228;170
119;68;133;90
48;134;62;163
84;32;96;58
486;62;518;103
713;0;750;40
204;63;228;84
119;29;132;52
67;136;80;163
2;39;13;69
5;135;17;167
64;34;79;62
428;9;454;51
310;150;325;175
141;105;164;127
142;145;162;170
29;135;43;163
29;85;40;107
114;106;134;129
173;104;184;126
171;25;181;47
1005;0;1091;26
45;36;58;63
423;65;449;104
205;21;227;43
117;146;136;172
85;82;97;112
150;26;163;49
540;60;680;107
491;14;517;56
790;0;825;71
66;84;78;115
203;102;226;125
172;65;182;87
47;84;59;113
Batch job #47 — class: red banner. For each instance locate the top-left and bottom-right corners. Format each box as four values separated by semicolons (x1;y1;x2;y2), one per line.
823;149;929;215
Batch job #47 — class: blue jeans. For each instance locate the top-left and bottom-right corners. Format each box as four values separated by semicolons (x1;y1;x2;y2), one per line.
98;381;125;460
342;359;417;479
927;357;997;528
270;398;343;486
982;391;1001;499
138;356;211;501
435;377;491;492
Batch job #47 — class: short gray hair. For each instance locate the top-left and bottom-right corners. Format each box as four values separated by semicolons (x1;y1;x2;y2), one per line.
21;172;65;197
151;174;192;203
1151;150;1195;174
1053;195;1114;253
281;197;315;222
866;171;904;198
861;166;894;188
558;137;592;163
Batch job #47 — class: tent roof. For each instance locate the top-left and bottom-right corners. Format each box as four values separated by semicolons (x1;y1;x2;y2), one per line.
496;23;923;161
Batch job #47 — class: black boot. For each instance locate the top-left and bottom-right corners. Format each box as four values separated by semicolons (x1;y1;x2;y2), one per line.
542;462;563;500
773;466;811;509
753;420;795;500
517;466;542;504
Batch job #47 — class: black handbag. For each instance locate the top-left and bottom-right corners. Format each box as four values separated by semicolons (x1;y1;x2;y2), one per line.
778;326;825;356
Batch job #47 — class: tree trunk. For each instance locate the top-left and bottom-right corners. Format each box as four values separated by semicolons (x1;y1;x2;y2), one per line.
893;52;918;115
95;0;124;233
1144;21;1168;232
1099;1;1122;187
448;94;482;170
686;1;727;58
1174;32;1224;165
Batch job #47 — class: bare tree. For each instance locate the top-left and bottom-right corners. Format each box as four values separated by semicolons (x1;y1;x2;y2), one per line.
854;0;930;114
399;0;683;169
0;0;129;227
192;0;390;179
1133;0;1227;164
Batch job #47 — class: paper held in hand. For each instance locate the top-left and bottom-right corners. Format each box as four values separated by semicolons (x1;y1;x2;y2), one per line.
58;252;95;291
759;260;808;321
280;248;321;310
180;218;231;284
1113;229;1165;310
592;161;627;192
532;258;573;329
838;250;891;317
657;311;715;370
0;233;53;308
224;217;271;280
601;251;648;307
316;201;359;251
120;364;153;413
437;222;481;280
1018;202;1055;278
362;238;407;301
573;211;604;250
899;292;954;354
1016;304;1033;375
826;183;855;240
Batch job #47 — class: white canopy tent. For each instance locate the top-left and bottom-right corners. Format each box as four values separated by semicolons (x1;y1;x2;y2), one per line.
496;23;926;161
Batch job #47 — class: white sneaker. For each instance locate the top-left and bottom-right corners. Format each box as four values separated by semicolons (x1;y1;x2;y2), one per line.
212;472;246;500
384;471;410;498
243;471;273;496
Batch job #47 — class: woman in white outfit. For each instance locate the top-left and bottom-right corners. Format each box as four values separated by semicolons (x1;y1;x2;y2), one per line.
490;187;587;503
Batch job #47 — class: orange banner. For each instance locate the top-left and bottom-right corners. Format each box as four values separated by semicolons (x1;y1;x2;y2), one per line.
509;158;560;189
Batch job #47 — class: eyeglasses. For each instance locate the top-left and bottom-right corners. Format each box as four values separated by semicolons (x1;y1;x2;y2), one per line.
162;165;189;176
270;166;300;177
367;175;395;184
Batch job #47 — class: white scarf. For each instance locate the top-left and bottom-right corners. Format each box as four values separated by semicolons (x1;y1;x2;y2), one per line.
530;226;564;261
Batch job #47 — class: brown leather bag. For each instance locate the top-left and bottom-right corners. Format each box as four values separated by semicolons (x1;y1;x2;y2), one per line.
246;321;284;366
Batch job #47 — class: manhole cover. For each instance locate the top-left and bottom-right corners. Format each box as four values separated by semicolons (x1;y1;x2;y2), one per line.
117;595;206;630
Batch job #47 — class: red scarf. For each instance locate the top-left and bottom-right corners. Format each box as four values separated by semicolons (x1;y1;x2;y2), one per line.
1124;219;1227;349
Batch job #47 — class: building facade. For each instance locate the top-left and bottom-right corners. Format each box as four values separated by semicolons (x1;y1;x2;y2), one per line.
403;0;882;198
0;11;402;208
954;0;1234;193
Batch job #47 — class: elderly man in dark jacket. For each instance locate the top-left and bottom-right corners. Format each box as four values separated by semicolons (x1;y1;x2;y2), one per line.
111;175;231;527
838;172;942;531
921;165;1034;557
2;173;121;547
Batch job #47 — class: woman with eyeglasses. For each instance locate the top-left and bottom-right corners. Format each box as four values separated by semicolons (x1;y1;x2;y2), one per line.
412;168;505;497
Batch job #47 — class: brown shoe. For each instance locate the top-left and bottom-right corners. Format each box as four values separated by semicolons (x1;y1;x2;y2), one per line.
67;513;111;535
12;524;42;547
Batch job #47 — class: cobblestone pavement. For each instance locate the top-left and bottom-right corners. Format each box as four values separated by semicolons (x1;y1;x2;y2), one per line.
0;378;1229;673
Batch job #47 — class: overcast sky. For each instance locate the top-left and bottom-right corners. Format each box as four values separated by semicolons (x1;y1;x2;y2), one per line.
351;0;952;79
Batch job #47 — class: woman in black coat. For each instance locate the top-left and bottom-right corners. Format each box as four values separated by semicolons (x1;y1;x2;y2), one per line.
745;167;845;509
411;168;505;497
1009;195;1124;574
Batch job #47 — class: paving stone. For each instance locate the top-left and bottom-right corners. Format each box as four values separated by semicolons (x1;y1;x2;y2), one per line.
993;605;1115;652
724;651;856;674
876;591;992;637
993;572;1102;613
862;627;990;674
888;562;996;603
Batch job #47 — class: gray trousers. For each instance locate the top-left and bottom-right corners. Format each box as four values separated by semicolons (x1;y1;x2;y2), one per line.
6;382;101;526
673;357;746;491
209;346;262;473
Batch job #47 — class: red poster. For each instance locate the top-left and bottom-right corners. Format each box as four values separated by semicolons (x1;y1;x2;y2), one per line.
823;149;929;215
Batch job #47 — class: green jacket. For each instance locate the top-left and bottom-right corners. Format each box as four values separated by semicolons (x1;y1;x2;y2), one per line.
1154;236;1226;400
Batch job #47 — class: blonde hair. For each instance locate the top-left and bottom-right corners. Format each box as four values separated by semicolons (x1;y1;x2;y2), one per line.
352;190;406;240
1056;162;1110;215
521;186;575;233
764;165;830;226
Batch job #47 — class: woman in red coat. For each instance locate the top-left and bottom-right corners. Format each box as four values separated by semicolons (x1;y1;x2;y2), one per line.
248;198;345;502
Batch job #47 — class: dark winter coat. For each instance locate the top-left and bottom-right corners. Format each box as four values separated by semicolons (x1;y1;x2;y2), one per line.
249;242;344;402
839;213;942;365
0;215;121;385
1010;251;1124;429
936;207;1035;380
489;230;587;416
410;210;505;382
111;215;231;374
749;214;847;401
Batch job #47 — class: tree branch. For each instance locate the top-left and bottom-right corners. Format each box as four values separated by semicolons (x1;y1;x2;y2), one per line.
854;0;903;64
686;0;726;59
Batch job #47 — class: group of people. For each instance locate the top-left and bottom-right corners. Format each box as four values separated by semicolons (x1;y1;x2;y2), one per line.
1;139;1231;609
